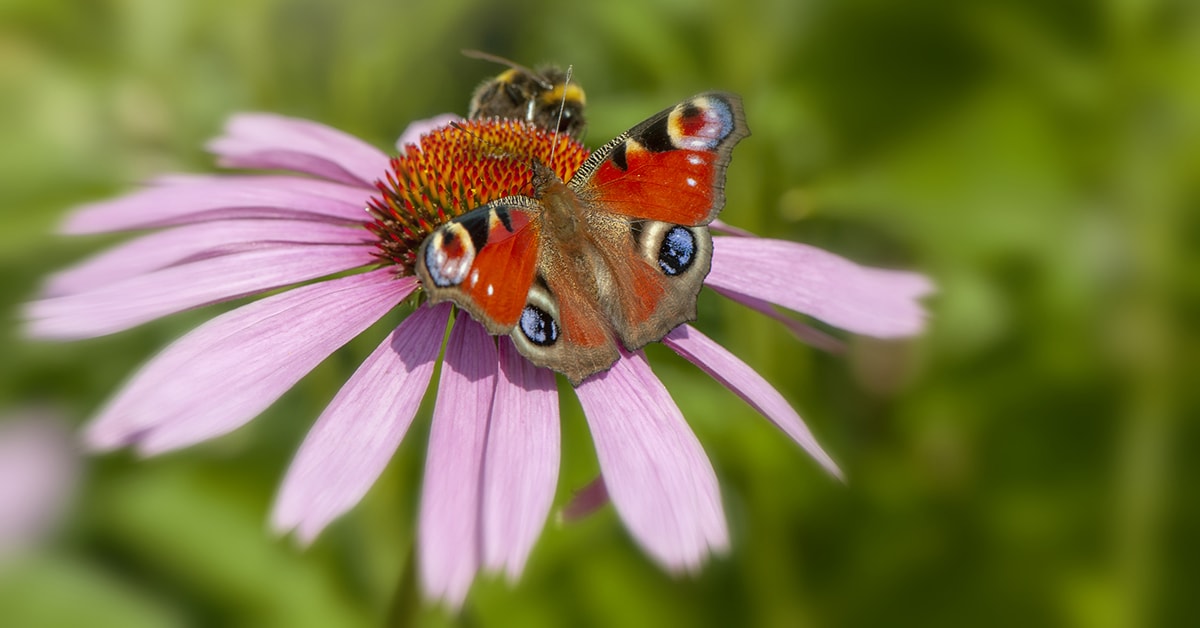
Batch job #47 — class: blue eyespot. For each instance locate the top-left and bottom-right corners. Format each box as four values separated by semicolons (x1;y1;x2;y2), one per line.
657;226;696;276
423;228;474;287
709;98;735;140
520;305;559;346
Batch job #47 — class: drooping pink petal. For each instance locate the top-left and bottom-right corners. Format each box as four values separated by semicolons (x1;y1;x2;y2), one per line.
708;236;934;338
709;286;846;354
43;220;370;297
482;339;560;580
575;351;728;571
560;477;608;522
27;244;377;340
272;303;450;543
709;219;756;237
663;325;844;480
207;113;390;187
419;315;498;606
62;176;374;234
394;114;462;151
82;270;416;455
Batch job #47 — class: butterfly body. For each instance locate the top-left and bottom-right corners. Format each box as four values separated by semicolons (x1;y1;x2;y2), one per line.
417;92;748;384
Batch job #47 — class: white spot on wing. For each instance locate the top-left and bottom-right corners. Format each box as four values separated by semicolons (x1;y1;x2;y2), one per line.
686;177;697;187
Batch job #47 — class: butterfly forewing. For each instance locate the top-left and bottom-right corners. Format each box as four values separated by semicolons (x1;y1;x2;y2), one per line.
416;199;540;333
570;92;748;226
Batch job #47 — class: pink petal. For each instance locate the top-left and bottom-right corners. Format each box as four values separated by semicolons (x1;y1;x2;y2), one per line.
272;303;450;543
43;220;370;297
482;339;560;580
708;236;934;338
709;219;755;237
574;351;728;571
208;113;390;187
560;476;608;522
709;286;846;353
62;176;374;234
663;325;843;480
418;315;498;606
83;270;416;454
0;413;79;561
26;244;377;339
394;114;461;151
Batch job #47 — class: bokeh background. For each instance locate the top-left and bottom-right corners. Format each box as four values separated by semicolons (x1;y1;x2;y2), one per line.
1;0;1196;626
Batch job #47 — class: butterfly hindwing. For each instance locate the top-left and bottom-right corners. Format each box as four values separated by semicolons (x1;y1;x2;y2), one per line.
416;199;540;334
570;92;749;226
513;267;621;384
613;220;713;349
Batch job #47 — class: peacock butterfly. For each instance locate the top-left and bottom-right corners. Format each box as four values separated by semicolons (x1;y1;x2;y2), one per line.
464;50;587;141
416;92;749;385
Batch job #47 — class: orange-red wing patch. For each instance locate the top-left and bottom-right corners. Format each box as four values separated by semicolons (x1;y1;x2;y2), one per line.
418;202;539;331
586;148;718;225
458;216;538;329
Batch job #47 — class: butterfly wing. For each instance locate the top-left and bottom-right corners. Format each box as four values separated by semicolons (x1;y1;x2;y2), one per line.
570;92;749;351
416;198;540;335
518;260;621;385
416;194;622;383
595;218;715;350
570;92;748;226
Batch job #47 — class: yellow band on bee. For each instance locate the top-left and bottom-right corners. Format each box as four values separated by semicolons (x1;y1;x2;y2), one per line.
495;68;522;83
541;84;586;105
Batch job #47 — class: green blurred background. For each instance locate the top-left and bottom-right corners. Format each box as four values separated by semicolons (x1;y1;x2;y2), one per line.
1;0;1196;626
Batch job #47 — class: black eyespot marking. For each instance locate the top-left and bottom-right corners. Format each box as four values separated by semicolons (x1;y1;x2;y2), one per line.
610;141;628;171
520;305;559;346
679;102;702;122
640;117;675;152
657;226;696;276
494;206;513;232
458;211;492;251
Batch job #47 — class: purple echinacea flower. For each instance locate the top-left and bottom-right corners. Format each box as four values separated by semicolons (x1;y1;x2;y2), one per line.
24;109;932;606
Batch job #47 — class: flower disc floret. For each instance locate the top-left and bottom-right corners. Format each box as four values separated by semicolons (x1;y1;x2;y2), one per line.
367;119;589;271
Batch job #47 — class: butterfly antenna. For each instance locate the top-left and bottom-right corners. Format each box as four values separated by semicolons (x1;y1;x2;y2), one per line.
547;64;574;168
461;49;553;90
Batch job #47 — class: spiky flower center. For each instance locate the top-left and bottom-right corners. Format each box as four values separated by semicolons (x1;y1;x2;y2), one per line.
367;119;590;273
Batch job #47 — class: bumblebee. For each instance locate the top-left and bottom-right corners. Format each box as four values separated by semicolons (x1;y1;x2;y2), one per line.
465;50;587;141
